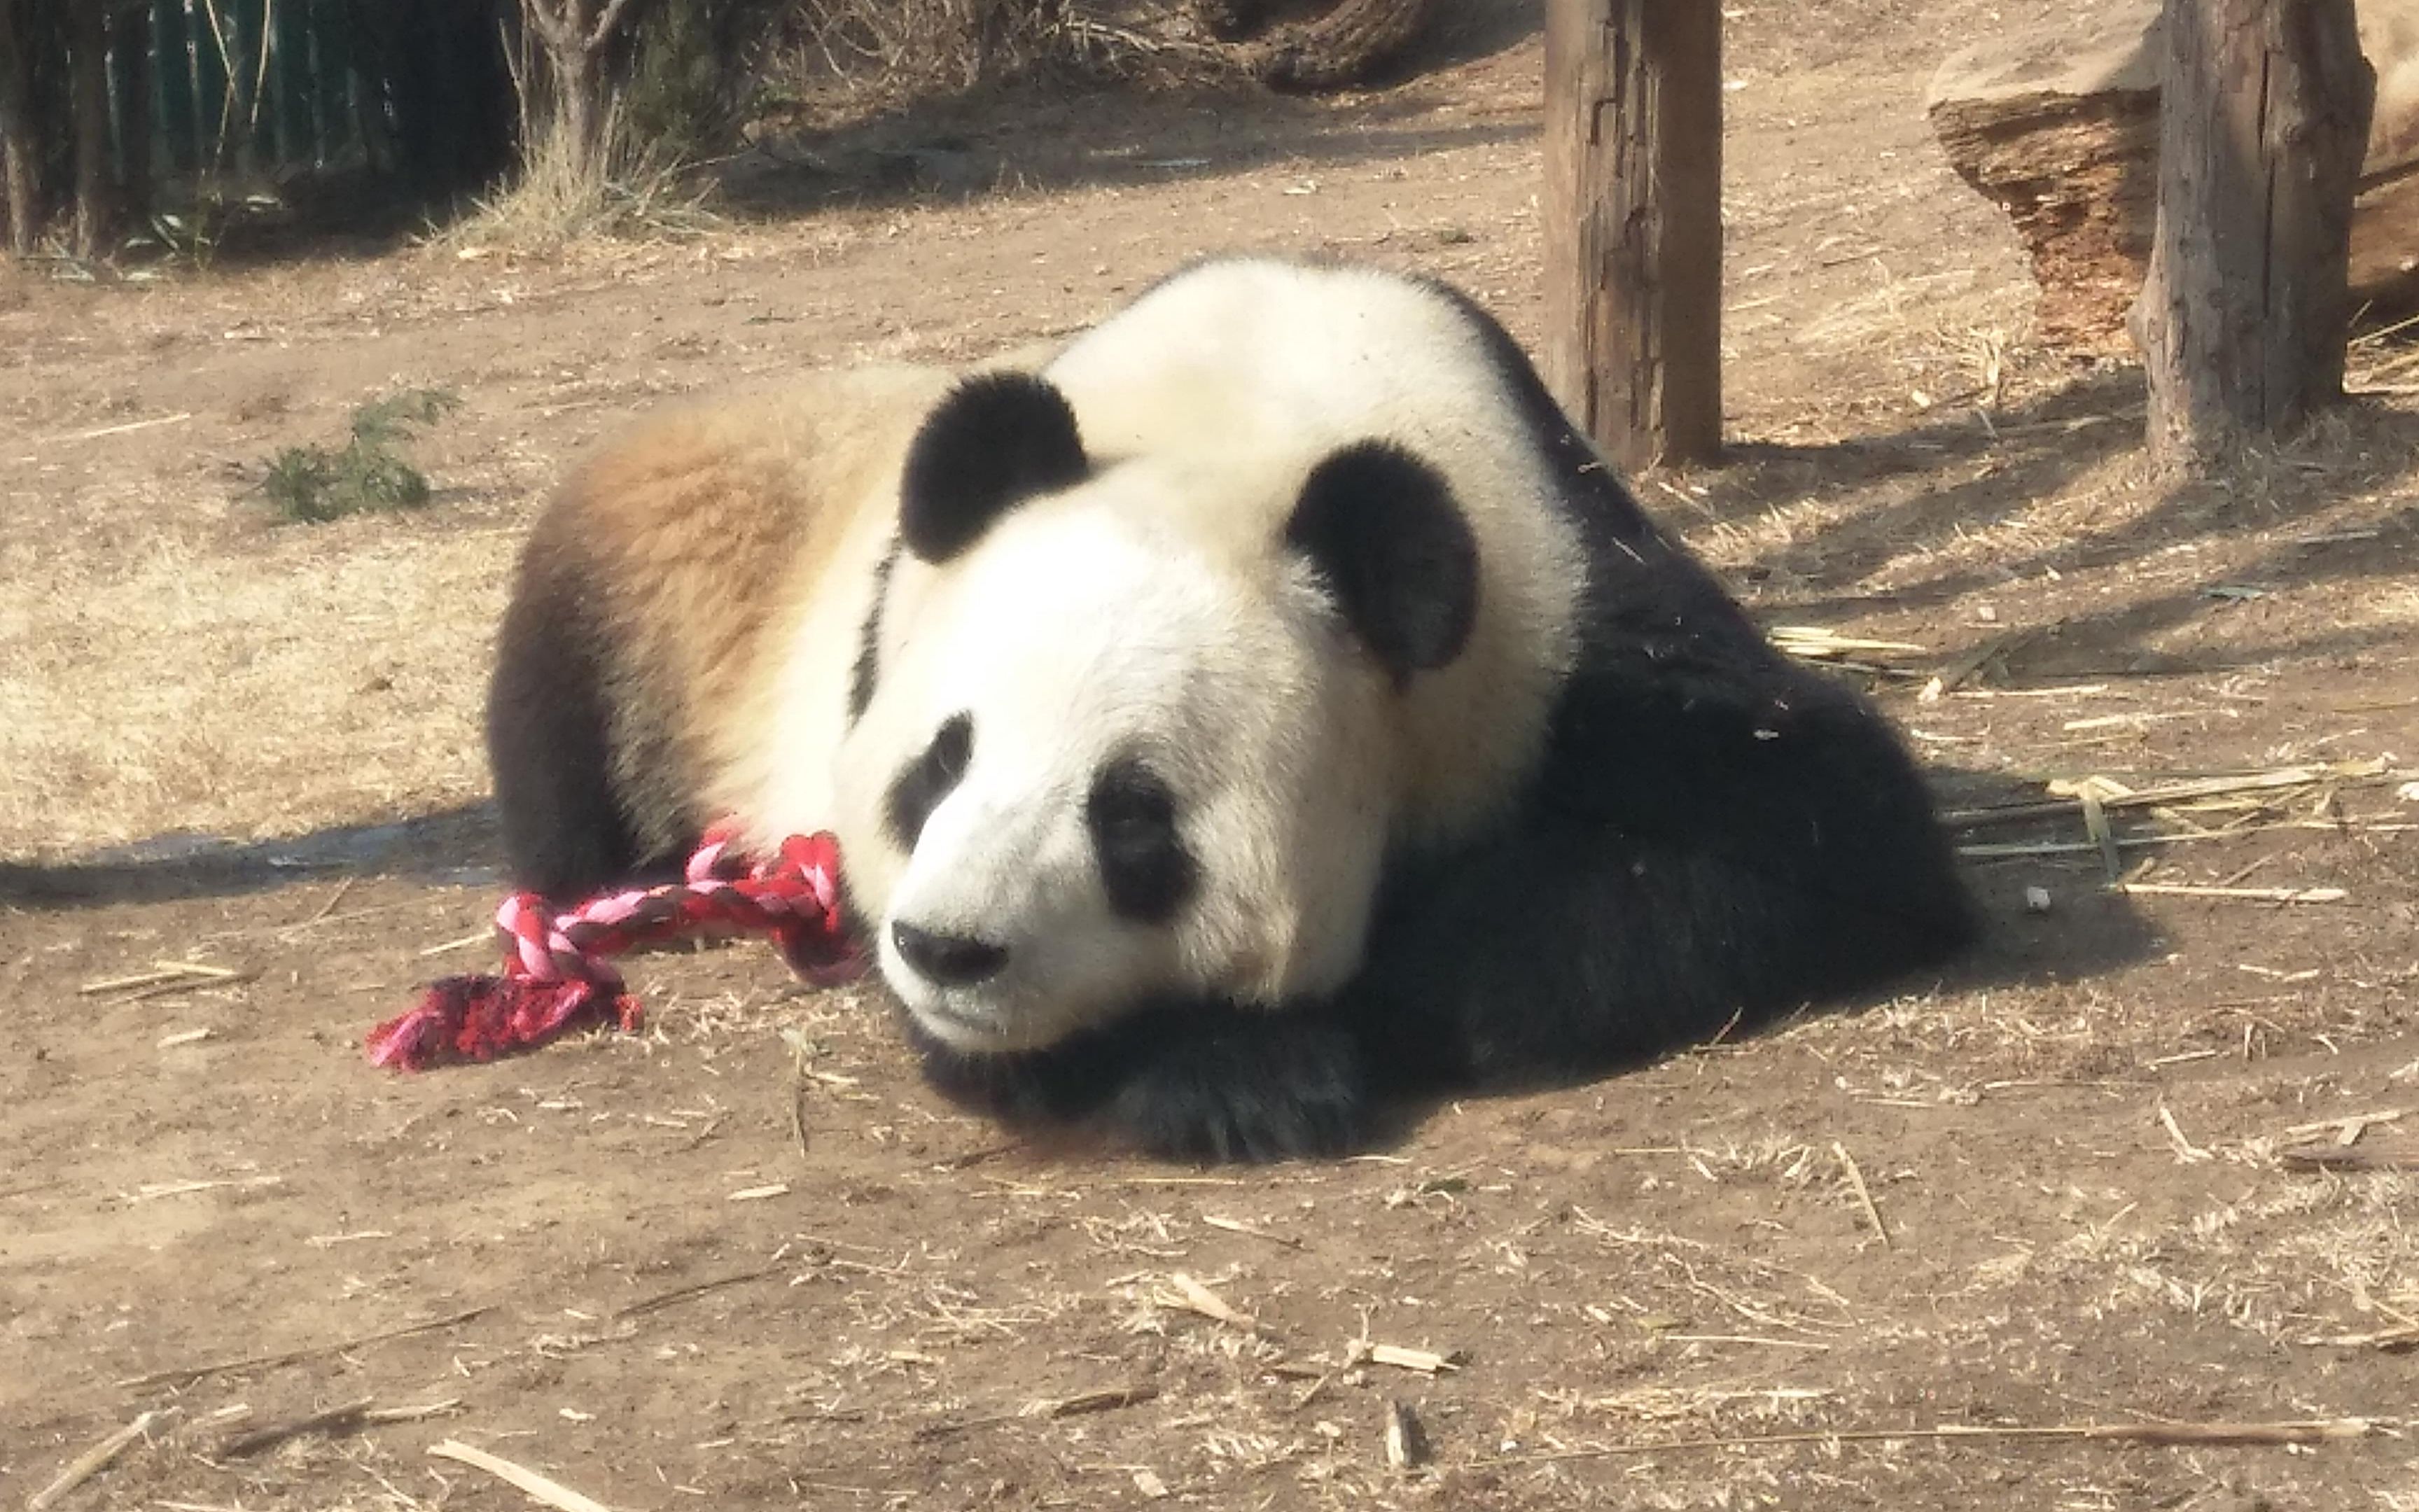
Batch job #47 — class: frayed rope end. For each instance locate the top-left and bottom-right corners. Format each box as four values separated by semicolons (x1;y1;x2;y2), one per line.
365;830;859;1072
365;975;641;1072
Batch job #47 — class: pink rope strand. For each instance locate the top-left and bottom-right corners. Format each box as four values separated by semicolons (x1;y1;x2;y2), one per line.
366;830;862;1071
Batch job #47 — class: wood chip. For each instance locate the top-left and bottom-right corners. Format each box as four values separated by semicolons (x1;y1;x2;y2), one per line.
156;958;244;979
2299;1324;2419;1350
1159;1273;1255;1328
1044;1383;1159;1418
1833;1141;1891;1247
1478;1415;2380;1465
81;960;244;996
1346;1339;1461;1374
2280;1109;2407;1142
218;1396;461;1458
2118;882;2348;904
1769;625;1930;657
2157;1103;2215;1163
218;1397;374;1458
1948;759;2390;829
117;970;259;1003
33;412;194;447
2075;783;2123;882
1918;626;2038;701
28;1409;174;1511
612;1266;776;1320
125;1176;284;1202
118;1305;492;1390
2278;1144;2419;1172
726;1184;789;1201
429;1439;615;1512
1201;1214;1302;1249
1131;1468;1170;1499
81;967;194;996
1383;1400;1432;1469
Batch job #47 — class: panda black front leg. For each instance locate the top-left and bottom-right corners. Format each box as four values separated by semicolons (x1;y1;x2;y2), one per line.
1099;1008;1375;1163
909;1004;1379;1164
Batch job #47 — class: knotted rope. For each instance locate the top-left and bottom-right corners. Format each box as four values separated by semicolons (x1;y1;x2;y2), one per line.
365;830;861;1072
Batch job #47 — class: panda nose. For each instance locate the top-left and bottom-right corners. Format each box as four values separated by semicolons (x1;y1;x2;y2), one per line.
890;920;1009;986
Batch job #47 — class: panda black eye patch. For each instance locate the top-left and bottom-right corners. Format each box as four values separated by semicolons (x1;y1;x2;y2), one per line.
1087;757;1196;924
884;713;973;850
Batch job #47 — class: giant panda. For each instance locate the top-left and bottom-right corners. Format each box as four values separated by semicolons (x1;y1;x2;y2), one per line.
487;255;1977;1163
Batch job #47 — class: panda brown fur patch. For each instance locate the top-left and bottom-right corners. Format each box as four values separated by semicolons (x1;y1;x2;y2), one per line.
487;366;958;900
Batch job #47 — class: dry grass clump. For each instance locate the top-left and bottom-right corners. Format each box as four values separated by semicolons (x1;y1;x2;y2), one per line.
2347;308;2419;394
440;111;723;255
767;0;1220;121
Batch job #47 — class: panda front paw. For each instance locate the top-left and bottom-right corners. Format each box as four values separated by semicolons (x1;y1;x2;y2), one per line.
1100;1013;1373;1164
906;1005;1378;1164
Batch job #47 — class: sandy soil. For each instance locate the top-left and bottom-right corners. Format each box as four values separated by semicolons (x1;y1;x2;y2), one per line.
5;3;2417;1508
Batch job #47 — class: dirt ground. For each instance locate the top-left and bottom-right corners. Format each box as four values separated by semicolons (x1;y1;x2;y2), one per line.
6;2;2418;1508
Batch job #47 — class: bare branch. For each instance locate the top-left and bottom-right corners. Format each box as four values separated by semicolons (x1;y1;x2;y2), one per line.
587;0;651;52
520;0;580;53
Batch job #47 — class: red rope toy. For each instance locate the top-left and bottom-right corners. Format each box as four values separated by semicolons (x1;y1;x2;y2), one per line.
365;828;863;1072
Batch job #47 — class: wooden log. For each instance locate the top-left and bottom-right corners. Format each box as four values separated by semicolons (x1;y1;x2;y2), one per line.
1542;0;1724;472
1927;0;2419;352
2136;0;2373;472
1241;0;1435;92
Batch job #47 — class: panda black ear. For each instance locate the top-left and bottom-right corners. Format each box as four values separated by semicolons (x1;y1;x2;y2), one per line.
900;372;1088;563
1285;440;1478;685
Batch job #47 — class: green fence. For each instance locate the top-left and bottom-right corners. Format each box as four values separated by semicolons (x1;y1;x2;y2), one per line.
123;0;374;183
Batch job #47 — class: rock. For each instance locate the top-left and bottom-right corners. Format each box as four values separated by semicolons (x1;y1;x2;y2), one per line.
1926;0;2419;352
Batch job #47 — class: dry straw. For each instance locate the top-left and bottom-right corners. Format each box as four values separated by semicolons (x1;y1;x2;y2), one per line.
430;1440;615;1512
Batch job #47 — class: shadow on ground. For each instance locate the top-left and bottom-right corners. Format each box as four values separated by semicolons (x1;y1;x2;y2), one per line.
1;767;2163;1009
1699;368;2419;682
721;0;1540;218
717;79;1535;217
0;803;499;911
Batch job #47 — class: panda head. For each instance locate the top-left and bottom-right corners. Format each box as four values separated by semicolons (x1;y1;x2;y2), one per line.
832;371;1479;1054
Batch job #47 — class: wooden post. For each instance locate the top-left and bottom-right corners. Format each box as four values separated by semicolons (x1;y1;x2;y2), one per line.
1542;0;1724;472
2133;0;2373;475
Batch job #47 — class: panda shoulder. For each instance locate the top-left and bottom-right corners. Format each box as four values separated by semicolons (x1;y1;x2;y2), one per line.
534;366;956;574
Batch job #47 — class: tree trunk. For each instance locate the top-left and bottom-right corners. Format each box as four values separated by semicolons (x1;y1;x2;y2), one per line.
1925;1;2419;353
557;39;598;171
1541;0;1724;472
69;0;111;256
116;0;153;231
524;0;651;177
0;0;41;255
2134;0;2374;474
